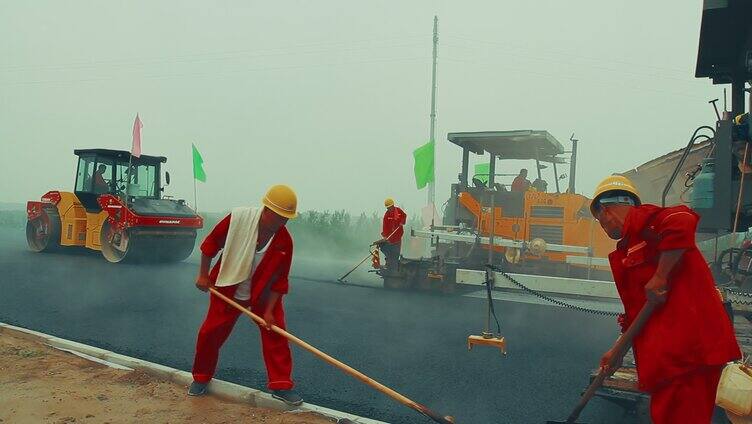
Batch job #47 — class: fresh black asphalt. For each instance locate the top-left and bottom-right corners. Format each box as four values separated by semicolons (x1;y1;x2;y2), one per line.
0;228;629;423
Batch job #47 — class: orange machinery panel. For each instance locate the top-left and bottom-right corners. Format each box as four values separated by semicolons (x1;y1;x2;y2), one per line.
458;190;615;268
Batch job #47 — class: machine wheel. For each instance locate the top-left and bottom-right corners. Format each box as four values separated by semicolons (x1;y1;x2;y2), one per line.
101;221;196;264
100;220;135;263
150;236;197;263
26;207;61;253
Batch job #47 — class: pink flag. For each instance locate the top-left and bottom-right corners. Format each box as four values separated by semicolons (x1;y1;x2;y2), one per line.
131;114;143;157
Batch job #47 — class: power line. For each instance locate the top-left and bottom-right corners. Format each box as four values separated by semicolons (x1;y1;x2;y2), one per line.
445;33;691;75
440;56;710;101
0;34;429;73
1;55;431;86
441;41;699;87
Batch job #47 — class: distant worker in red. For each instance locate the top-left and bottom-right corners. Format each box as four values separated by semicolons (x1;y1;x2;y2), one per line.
374;198;406;271
189;184;303;406
592;175;740;424
510;168;531;192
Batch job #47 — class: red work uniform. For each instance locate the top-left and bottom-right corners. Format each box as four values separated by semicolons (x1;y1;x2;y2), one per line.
192;214;295;390
510;175;530;192
380;206;406;270
382;206;406;243
609;204;741;424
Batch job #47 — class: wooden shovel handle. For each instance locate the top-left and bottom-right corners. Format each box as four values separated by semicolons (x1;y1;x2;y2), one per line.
566;301;658;423
208;288;455;424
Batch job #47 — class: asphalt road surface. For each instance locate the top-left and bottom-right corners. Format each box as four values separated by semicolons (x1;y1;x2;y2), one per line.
1;228;629;423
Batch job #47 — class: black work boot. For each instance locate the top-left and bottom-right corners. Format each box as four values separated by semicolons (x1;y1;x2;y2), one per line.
188;381;208;396
272;389;303;406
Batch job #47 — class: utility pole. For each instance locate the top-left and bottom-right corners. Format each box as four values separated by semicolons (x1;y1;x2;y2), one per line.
428;15;438;220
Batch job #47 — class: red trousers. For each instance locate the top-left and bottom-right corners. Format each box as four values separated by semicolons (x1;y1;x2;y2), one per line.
191;285;294;390
649;366;722;424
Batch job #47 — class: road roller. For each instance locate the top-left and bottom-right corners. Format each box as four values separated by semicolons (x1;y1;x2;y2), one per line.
25;148;203;263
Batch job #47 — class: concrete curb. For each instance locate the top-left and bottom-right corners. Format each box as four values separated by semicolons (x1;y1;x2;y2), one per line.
0;322;389;424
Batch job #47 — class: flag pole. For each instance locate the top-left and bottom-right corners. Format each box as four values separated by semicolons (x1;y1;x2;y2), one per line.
125;153;133;205
193;173;198;213
126;114;141;206
428;15;438;225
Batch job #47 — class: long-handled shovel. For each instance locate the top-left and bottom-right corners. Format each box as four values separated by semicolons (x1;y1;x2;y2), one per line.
547;301;658;424
336;247;378;283
209;287;456;424
337;227;400;283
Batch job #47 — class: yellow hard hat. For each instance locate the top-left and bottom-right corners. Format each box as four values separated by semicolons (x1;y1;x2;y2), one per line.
384;197;395;207
262;184;298;219
590;175;641;215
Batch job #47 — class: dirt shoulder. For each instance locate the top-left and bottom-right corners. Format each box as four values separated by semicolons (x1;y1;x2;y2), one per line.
0;332;333;424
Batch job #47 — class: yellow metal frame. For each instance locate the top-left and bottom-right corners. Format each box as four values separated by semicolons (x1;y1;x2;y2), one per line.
458;190;615;270
53;191;106;252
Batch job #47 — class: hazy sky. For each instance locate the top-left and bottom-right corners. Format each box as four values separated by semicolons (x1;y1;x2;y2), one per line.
0;1;740;216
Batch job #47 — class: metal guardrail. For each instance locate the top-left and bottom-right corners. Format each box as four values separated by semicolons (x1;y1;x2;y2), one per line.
661;126;715;207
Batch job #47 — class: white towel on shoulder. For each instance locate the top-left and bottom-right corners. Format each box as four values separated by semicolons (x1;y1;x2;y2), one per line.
215;206;262;287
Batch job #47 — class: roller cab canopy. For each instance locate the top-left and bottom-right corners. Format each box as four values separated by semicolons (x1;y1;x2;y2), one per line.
74;149;167;164
447;130;567;163
73;148;167;204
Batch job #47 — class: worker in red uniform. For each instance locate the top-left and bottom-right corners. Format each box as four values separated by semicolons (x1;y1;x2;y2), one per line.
374;197;406;271
510;168;531;192
189;184;302;406
592;175;741;424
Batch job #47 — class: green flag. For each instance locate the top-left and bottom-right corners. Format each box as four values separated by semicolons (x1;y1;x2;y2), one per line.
474;163;490;184
192;143;206;182
412;140;435;189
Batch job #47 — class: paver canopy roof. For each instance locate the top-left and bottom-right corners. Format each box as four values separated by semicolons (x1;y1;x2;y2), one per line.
447;130;567;163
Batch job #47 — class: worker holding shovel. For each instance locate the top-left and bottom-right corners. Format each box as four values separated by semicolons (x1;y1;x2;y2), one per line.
373;198;406;272
187;187;455;424
189;184;302;406
591;175;741;423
